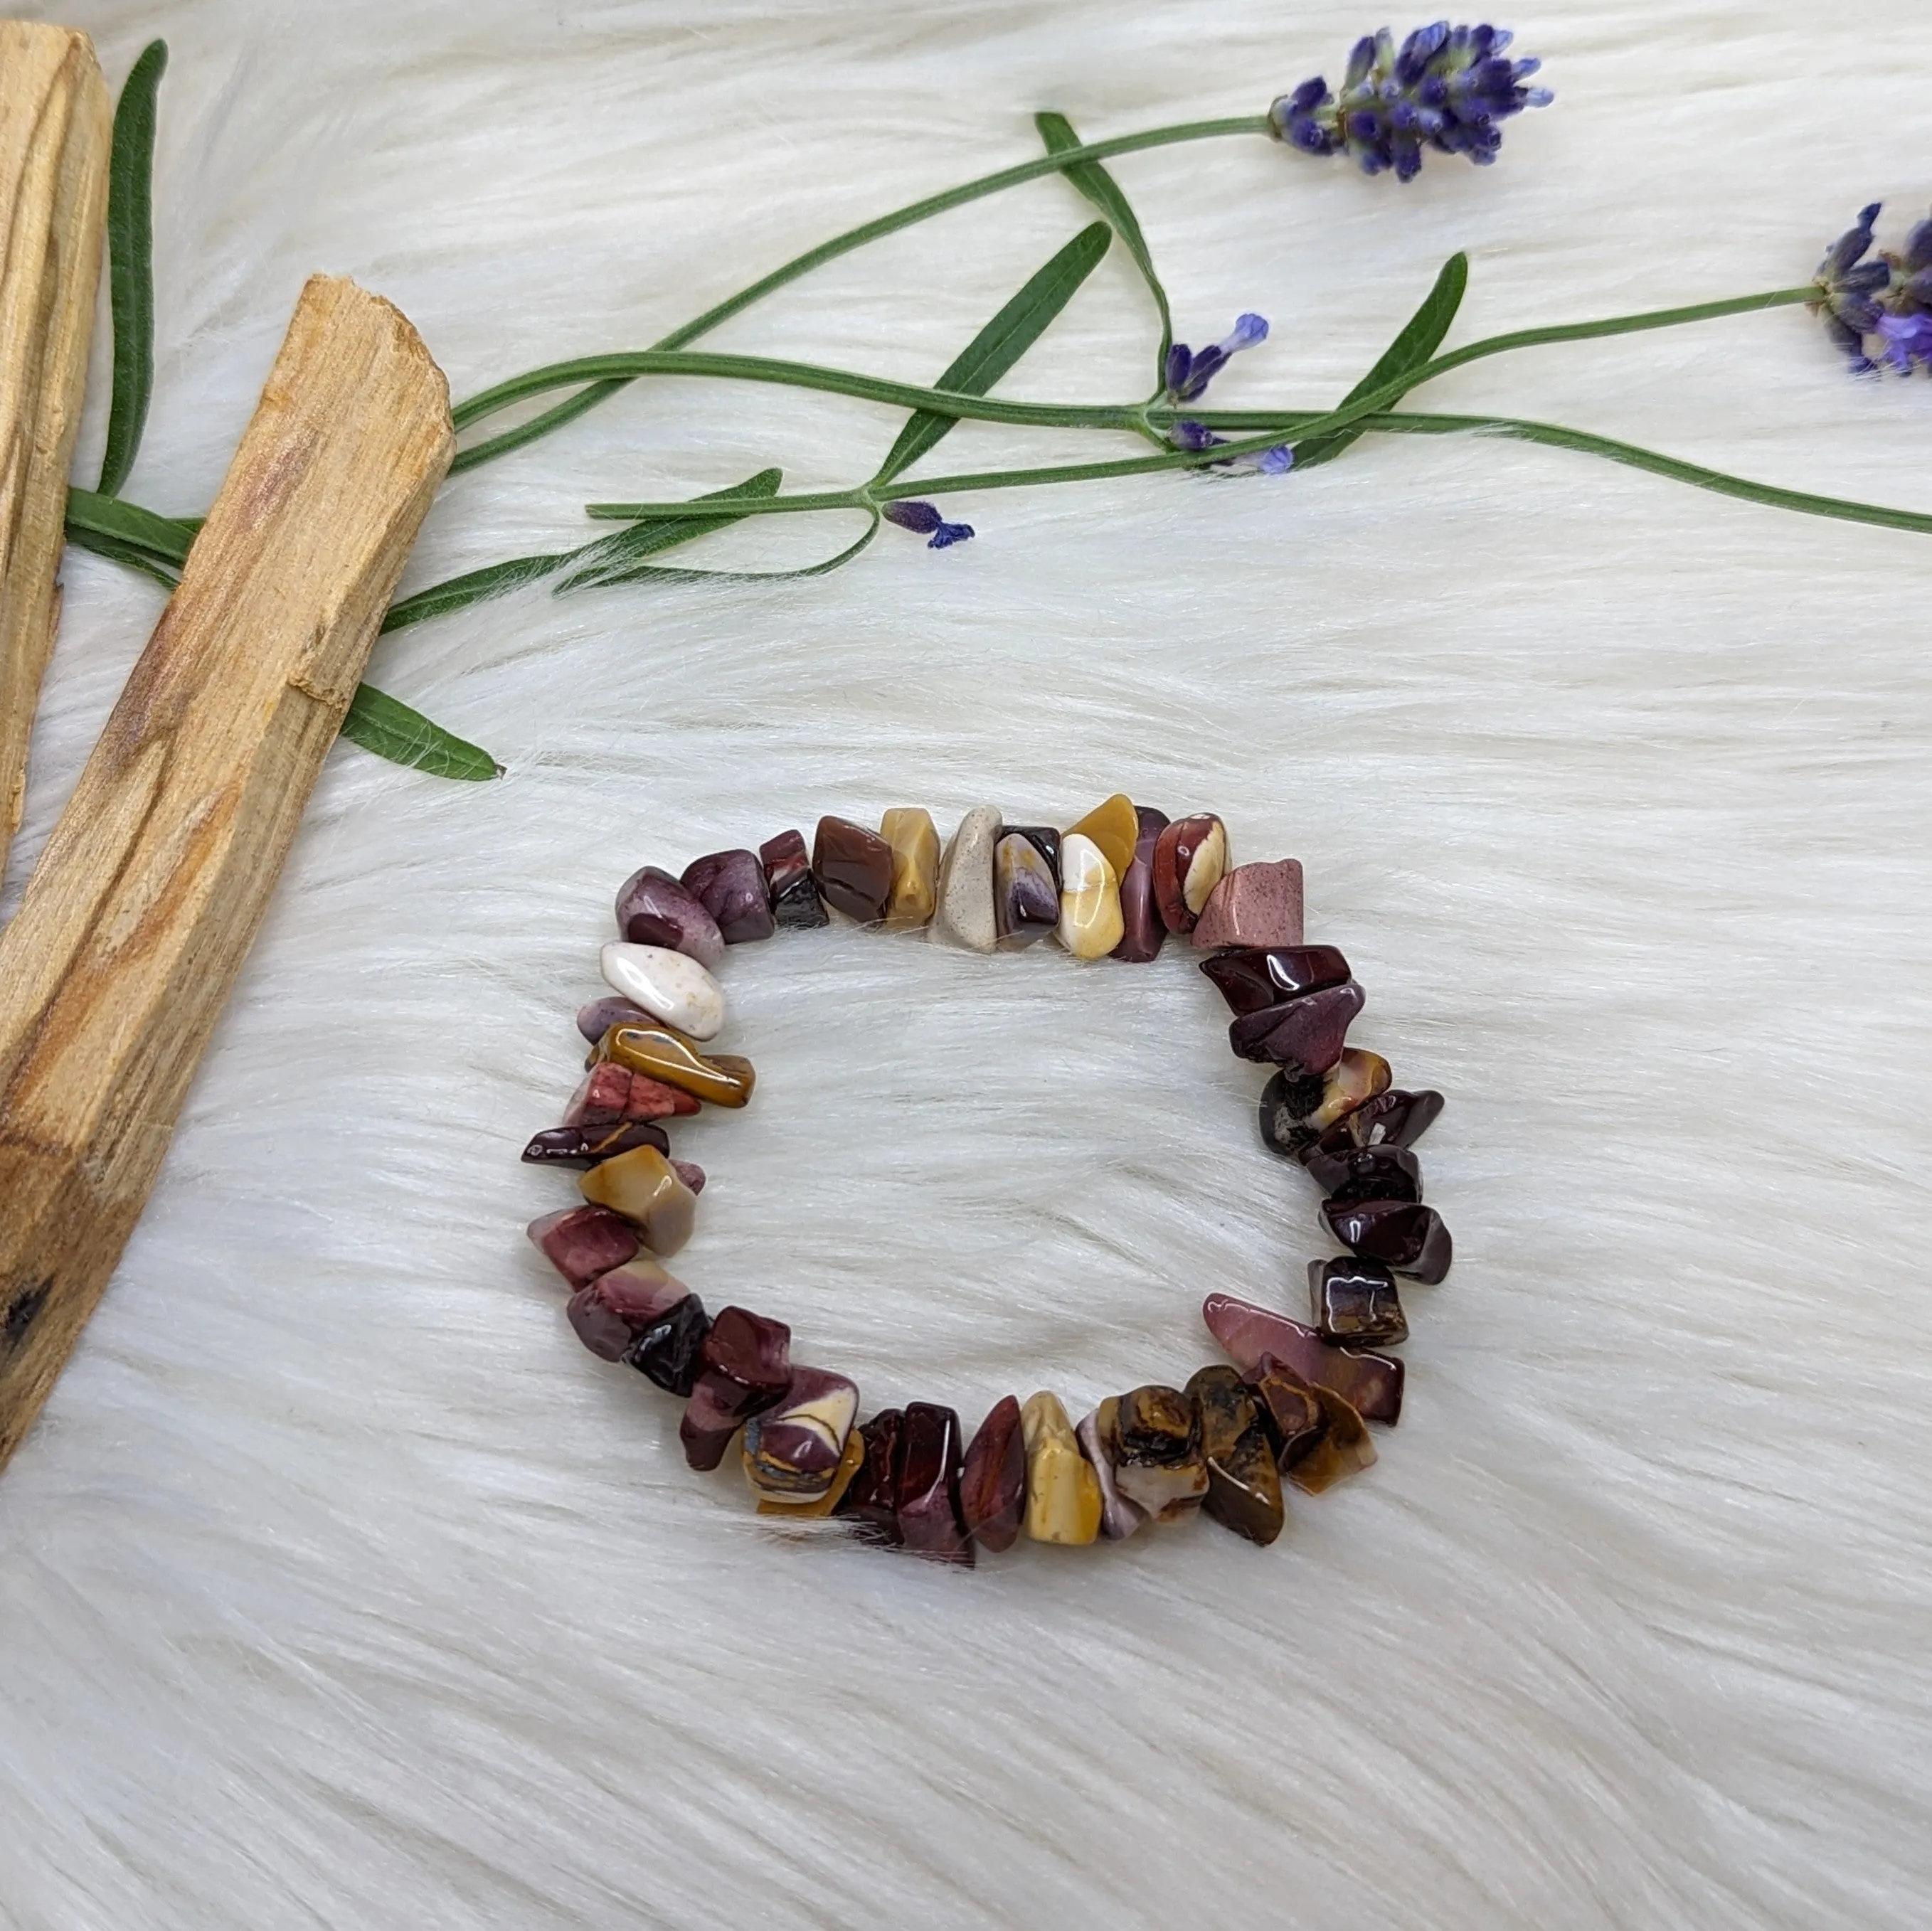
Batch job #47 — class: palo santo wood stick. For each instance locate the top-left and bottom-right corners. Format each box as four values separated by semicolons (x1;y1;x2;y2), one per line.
0;272;451;1472
0;23;110;874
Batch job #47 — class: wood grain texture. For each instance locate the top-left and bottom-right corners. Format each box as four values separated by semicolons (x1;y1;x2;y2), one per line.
0;272;451;1472
0;22;110;876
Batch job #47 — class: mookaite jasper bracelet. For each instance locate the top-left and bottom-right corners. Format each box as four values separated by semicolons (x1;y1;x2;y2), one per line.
522;797;1449;1563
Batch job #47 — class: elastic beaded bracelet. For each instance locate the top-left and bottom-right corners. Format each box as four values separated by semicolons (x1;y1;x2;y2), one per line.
521;797;1449;1565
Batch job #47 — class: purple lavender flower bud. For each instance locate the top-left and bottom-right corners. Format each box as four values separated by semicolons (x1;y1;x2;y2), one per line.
1810;204;1891;374
1168;420;1294;476
1164;314;1270;403
882;499;975;548
1270;22;1551;181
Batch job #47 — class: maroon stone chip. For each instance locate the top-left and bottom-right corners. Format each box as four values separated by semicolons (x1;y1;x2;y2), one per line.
615;865;724;965
894;1402;973;1566
682;848;775;944
837;1408;906;1545
1111;805;1170;963
1320;1198;1453;1284
526;1206;641;1289
1227;980;1365;1075
958;1395;1026;1553
811;815;895;923
1199;945;1352;1016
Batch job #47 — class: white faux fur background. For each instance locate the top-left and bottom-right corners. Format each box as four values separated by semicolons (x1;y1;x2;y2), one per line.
4;1;1931;1924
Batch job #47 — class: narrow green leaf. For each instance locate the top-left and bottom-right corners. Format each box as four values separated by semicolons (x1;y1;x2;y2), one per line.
381;551;571;633
62;522;181;587
1294;251;1468;472
97;40;167;497
555;467;783;593
576;510;881;590
338;683;501;780
1036;110;1172;379
65;484;196;565
872;221;1112;486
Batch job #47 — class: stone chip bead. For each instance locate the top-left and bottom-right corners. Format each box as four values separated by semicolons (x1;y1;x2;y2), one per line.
1065;792;1140;880
1201;945;1351;1017
1077;1402;1147;1541
526;1206;640;1289
681;848;775;945
615;865;725;966
566;1257;690;1361
521;1119;671;1169
1005;824;1062;883
680;1307;792;1470
600;1021;755;1109
599;940;726;1043
1203;1292;1405;1425
1019;1390;1103;1546
837;1408;906;1544
1309;1048;1393;1132
1187;1365;1285;1546
1056;832;1125;959
758;1430;866;1519
1152;813;1228;935
1248;1356;1327;1469
1228;981;1365;1075
1307;1087;1445;1156
812;814;896;923
994;832;1059;949
958;1396;1026;1553
935;804;1001;952
895;1401;974;1565
1111;804;1169;963
1322;1198;1453;1284
1191;858;1305;951
1283;1378;1377;1494
566;1060;700;1127
578;1145;699;1257
1258;1066;1328;1160
760;829;829;930
1306;1142;1422;1204
743;1366;861;1503
1110;1383;1209;1520
630;1292;711;1395
1310;1256;1409;1347
576;995;649;1046
879;807;941;931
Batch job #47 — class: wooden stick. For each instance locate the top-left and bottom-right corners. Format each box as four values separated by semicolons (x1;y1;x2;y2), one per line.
0;273;452;1472
0;23;110;876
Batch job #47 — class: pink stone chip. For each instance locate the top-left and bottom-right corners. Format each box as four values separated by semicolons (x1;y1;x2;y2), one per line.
1191;859;1305;950
564;1063;699;1127
672;1159;706;1196
526;1206;641;1288
1201;1291;1404;1425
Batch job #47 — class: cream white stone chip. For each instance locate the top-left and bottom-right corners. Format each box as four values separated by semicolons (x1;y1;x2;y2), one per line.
1056;831;1125;958
935;804;1002;952
599;941;726;1041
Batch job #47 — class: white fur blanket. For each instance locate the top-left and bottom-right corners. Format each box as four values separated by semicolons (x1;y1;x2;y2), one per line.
3;2;1929;1925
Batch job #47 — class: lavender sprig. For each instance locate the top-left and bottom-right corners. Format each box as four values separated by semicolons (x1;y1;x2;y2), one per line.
1271;21;1551;180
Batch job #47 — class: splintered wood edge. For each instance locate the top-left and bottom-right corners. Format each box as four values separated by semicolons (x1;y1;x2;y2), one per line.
0;272;453;1473
0;23;111;876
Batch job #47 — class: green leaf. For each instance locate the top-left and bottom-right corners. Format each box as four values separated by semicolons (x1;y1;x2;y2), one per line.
338;683;501;780
1036;111;1172;380
1293;251;1469;473
97;41;167;497
575;509;881;591
65;484;196;565
555;467;783;593
381;550;571;633
872;221;1112;486
63;522;180;587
